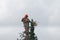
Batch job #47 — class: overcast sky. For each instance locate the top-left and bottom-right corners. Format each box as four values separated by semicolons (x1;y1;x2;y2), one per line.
0;0;60;40
0;0;60;26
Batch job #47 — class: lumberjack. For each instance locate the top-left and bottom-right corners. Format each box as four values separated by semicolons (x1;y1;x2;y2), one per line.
21;14;30;40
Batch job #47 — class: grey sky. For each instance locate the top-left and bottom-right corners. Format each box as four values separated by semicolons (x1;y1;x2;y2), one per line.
0;0;47;26
0;0;60;40
0;0;60;26
0;26;60;40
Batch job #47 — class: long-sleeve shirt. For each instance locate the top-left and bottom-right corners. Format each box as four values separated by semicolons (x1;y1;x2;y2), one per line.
21;18;30;28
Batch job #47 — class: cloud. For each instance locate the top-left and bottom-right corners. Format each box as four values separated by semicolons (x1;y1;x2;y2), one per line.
0;0;49;26
0;0;60;26
48;0;60;26
0;0;26;26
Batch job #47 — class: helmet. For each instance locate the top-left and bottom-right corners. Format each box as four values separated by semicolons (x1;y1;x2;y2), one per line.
25;14;28;18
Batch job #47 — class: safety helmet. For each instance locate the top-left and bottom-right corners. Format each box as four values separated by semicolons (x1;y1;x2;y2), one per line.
25;14;28;18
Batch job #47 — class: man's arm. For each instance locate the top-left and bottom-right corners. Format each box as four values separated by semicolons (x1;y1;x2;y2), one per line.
21;18;24;22
28;19;31;23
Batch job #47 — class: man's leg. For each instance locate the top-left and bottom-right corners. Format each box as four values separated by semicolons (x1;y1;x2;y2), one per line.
25;27;29;40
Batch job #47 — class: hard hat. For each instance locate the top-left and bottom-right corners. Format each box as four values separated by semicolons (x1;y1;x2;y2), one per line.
25;14;28;17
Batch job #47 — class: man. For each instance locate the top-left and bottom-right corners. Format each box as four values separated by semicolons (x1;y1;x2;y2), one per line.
21;14;30;40
21;14;30;33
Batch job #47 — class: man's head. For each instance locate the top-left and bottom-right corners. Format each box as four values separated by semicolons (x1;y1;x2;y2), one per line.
25;14;28;18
